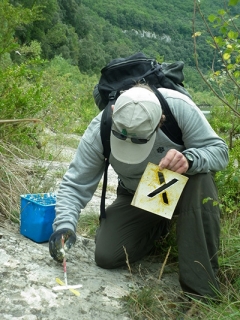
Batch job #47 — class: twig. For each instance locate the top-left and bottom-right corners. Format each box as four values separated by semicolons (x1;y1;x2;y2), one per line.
123;245;132;275
0;119;41;125
158;246;171;280
192;0;240;118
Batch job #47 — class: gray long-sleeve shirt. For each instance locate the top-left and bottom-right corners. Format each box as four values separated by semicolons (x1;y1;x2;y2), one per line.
53;88;229;232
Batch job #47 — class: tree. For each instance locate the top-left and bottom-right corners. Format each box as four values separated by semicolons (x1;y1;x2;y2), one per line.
0;1;49;145
0;0;41;57
192;0;240;148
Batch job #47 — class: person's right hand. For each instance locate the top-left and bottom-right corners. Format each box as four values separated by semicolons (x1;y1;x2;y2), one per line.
49;228;76;262
159;149;189;174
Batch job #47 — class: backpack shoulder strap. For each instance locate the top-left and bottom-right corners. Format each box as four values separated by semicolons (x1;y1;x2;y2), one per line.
100;102;112;160
150;86;183;145
99;102;113;219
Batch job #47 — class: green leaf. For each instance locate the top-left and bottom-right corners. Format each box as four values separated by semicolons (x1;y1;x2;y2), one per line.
228;30;239;40
233;70;240;78
233;176;239;182
214;36;225;46
227;64;234;70
220;26;228;35
228;0;240;6
192;31;202;37
203;197;212;204
218;9;226;16
213;201;219;206
208;14;217;22
223;53;231;60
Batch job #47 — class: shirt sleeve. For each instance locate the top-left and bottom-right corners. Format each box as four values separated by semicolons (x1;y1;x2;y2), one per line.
161;88;229;174
53;113;105;232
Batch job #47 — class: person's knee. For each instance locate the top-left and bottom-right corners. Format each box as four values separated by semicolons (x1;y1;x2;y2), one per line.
95;249;117;269
95;231;117;268
95;253;112;269
95;243;127;269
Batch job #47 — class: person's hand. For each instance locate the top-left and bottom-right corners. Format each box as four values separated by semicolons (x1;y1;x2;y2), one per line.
49;228;76;262
159;149;189;174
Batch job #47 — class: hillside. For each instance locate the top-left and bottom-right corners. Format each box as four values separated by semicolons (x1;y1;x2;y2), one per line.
13;0;238;75
80;0;213;67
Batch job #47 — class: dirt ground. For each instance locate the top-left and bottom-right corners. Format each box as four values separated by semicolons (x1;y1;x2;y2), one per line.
0;143;183;320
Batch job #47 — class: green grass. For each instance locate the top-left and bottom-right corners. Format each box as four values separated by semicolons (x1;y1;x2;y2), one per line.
77;212;100;238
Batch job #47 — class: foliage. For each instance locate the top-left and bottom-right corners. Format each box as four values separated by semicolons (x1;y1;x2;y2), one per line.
0;141;58;221
0;59;45;118
0;1;96;220
192;3;240;306
215;140;240;214
209;105;240;148
10;0;235;76
122;287;165;320
193;0;240;147
40;56;98;135
80;0;212;69
191;2;240;318
0;2;49;147
190;90;222;107
0;0;42;56
0;57;49;147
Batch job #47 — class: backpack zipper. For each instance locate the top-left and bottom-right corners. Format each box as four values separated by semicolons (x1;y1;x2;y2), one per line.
101;58;156;72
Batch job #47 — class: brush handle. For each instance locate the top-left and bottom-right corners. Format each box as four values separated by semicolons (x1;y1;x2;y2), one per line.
63;257;68;286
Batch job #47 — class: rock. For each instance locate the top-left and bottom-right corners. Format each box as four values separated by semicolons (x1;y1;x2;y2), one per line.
0;222;181;320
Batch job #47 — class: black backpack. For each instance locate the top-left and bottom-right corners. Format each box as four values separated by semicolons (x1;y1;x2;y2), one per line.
93;52;191;218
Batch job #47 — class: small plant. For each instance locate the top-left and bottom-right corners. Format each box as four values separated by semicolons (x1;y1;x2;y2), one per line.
77;212;100;238
122;287;162;320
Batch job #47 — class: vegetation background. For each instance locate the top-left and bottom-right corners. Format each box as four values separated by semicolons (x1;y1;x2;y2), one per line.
0;0;239;318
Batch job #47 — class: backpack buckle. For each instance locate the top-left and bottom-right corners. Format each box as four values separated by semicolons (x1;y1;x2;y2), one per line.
109;91;117;100
139;78;146;84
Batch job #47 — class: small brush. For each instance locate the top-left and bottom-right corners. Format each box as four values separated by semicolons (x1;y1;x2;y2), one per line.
61;235;68;286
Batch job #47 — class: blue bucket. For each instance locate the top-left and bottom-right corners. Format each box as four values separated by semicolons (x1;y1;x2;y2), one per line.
20;193;56;243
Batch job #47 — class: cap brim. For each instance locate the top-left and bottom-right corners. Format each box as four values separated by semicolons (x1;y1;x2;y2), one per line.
110;131;156;164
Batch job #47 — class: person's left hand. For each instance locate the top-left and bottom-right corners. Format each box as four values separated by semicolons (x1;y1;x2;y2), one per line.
159;149;189;174
49;228;76;262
